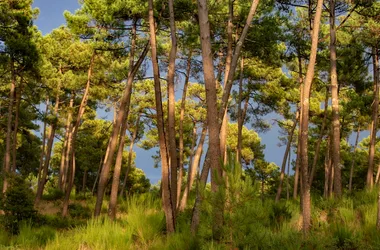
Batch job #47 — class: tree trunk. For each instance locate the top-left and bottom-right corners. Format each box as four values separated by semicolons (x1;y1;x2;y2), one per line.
2;60;16;194
328;133;334;198
236;58;245;164
309;87;329;185
108;20;138;219
293;55;303;200
179;124;207;211
349;126;360;192
330;0;342;197
323;137;330;198
94;41;149;217
37;98;49;200
177;51;192;208
59;95;74;191
190;149;210;234
368;47;379;188
286;150;291;200
36;84;61;204
148;0;175;232
196;0;224;239
11;80;22;173
299;0;324;234
63;53;95;217
275;116;297;202
167;0;179;216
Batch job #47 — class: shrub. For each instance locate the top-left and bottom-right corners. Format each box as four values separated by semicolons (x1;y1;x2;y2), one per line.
0;176;37;234
43;188;64;201
68;203;91;219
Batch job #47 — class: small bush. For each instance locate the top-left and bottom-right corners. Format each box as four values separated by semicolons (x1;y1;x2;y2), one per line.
68;203;91;219
269;202;292;230
43;188;64;201
0;176;37;234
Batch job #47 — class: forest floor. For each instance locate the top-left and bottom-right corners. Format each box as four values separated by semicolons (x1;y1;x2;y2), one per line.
1;190;380;249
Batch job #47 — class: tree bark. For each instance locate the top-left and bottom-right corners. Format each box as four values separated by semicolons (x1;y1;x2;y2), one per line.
275;116;297;202
236;58;245;164
36;82;61;204
11;80;22;173
323;137;330;198
191;149;210;234
179;124;207;211
330;0;342;197
293;54;303;200
177;51;192;208
299;0;324;233
148;0;175;232
167;0;179;215
37;98;49;200
349;126;360;192
368;47;379;188
63;53;95;217
59;95;74;191
94;42;149;216
108;20;138;220
196;0;224;239
309;87;329;185
2;59;16;194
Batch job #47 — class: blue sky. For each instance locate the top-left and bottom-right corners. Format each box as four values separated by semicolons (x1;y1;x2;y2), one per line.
32;0;289;184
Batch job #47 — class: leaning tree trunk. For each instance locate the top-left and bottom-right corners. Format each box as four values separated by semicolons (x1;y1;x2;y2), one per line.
2;60;16;194
108;20;138;220
349;126;360;192
94;42;149;217
368;47;379;188
299;0;324;234
309;87;329;185
197;0;224;239
330;0;342;197
59;95;74;191
177;51;192;208
236;57;245;164
179;124;207;211
37;98;49;200
148;0;175;232
36;84;61;204
62;54;95;217
275;116;297;203
119;115;140;197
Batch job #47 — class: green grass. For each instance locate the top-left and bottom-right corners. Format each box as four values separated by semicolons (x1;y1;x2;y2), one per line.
2;189;380;249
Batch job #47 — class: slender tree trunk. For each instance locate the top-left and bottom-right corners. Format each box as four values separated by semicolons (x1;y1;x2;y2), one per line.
2;60;16;194
299;0;324;233
37;98;49;199
323;137;330;198
219;0;234;165
93;152;107;195
191;149;210;234
286;151;291;200
293;55;303;200
167;0;179;215
179;124;207;211
59;95;74;191
377;186;380;230
108;21;138;219
148;0;175;232
36;84;61;204
330;0;342;197
63;53;95;217
177;51;192;208
368;47;379;188
309;87;329;185
349;127;360;192
197;0;224;239
328;133;334;198
11;80;22;172
237;58;245;164
94;42;149;217
276;116;297;202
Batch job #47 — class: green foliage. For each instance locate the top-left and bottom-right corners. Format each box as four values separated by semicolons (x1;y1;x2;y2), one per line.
68;203;92;219
0;176;37;234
